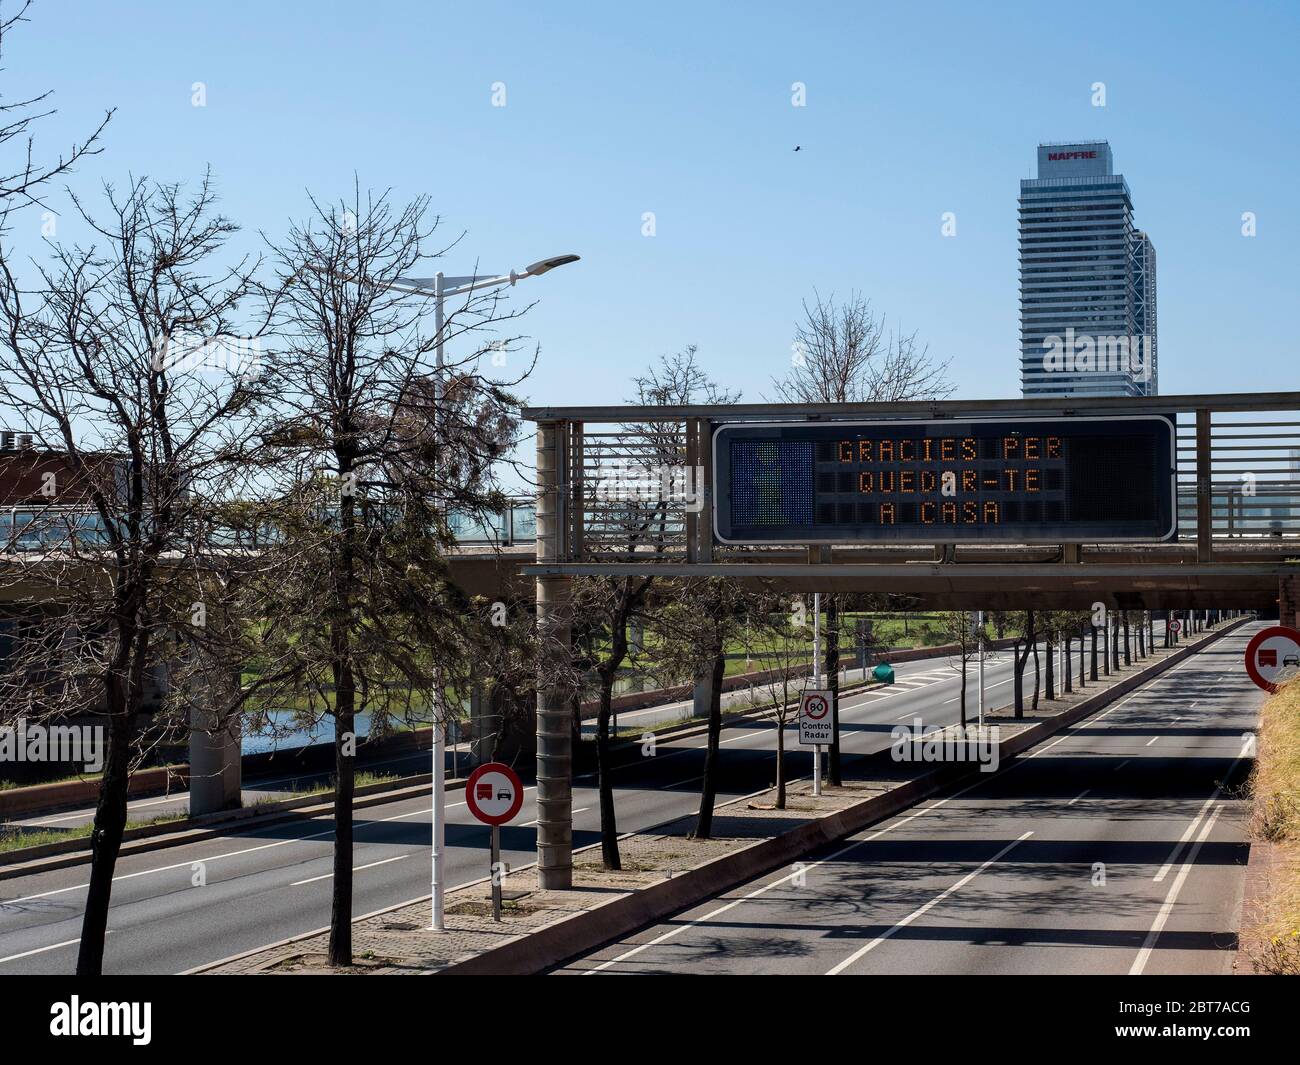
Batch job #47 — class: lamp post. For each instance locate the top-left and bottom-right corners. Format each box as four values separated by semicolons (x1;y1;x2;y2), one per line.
812;593;822;797
390;254;581;379
308;252;580;932
398;255;578;931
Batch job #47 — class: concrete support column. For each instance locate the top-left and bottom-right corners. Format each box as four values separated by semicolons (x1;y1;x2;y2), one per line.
468;682;496;766
1280;575;1300;630
535;575;573;889
692;674;711;719
535;419;574;890
188;703;240;815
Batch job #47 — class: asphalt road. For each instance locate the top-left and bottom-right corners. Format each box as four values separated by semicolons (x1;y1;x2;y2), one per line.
0;642;1047;974
556;622;1258;976
10;621;1164;831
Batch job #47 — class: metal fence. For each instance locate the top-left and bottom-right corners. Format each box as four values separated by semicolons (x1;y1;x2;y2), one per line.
525;391;1300;565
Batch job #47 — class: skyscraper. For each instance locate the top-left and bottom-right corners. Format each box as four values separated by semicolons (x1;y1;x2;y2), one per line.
1019;141;1157;398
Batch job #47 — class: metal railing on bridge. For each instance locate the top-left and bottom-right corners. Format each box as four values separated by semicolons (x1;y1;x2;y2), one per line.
523;390;1300;567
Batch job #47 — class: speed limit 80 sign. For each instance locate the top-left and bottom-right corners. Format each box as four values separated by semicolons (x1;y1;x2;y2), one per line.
799;689;834;746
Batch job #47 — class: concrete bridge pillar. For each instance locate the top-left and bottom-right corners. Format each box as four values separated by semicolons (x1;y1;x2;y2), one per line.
1280;575;1300;629
468;682;497;765
692;674;711;719
188;704;240;815
535;420;574;890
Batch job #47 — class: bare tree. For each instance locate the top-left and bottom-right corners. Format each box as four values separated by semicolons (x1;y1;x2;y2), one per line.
770;290;952;782
1012;609;1037;718
0;0;111;232
0;174;266;975
247;185;531;966
937;611;986;728
569;573;651;870
651;576;760;839
749;592;814;810
571;347;739;867
771;290;953;406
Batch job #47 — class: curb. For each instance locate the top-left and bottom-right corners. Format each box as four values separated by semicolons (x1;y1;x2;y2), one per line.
1232;838;1267;976
185;777;783;974
435;619;1248;975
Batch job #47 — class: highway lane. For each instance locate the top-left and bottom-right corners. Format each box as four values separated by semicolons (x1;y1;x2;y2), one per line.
557;622;1255;976
4;643;999;831
0;647;1037;974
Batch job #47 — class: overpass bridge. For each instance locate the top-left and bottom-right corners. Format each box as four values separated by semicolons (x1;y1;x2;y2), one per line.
520;389;1300;889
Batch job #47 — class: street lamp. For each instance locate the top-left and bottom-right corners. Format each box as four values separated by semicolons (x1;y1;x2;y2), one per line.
391;254;579;933
387;254;581;376
301;251;579;932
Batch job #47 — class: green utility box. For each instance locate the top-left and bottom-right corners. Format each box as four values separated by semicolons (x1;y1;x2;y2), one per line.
872;662;895;685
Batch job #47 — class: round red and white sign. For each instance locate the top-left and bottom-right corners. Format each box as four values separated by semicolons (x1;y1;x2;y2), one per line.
1169;619;1181;634
803;694;829;720
465;762;524;826
1244;626;1300;693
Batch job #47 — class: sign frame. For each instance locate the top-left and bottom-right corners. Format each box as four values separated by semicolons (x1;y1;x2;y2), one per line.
798;689;834;747
1244;625;1300;693
465;762;524;826
711;415;1178;547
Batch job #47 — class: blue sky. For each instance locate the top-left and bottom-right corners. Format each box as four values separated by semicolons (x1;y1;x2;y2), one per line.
6;0;1298;407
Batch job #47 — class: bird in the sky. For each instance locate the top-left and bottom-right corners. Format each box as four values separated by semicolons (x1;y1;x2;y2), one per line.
793;145;801;151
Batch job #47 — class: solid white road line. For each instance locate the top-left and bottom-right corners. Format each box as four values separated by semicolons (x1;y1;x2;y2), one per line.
1151;755;1244;884
290;853;409;887
825;831;1034;975
1129;805;1222;976
523;807;589;828
942;678;1011;705
1067;789;1091;806
0;930;114;965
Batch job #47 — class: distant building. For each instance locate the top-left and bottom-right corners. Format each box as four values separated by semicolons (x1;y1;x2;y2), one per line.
1019;141;1157;398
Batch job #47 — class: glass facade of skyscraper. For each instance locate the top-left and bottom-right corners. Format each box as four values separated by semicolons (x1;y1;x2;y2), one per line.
1019;141;1157;398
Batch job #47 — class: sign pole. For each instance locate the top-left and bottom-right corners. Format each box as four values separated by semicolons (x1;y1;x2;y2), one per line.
490;824;502;922
813;593;822;797
977;610;985;728
432;707;445;931
465;761;524;924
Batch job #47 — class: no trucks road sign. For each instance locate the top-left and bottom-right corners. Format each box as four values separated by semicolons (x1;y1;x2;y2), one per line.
465;762;524;826
1244;626;1300;693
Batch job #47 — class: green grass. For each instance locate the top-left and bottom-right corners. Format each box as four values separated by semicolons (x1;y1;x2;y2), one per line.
0;770;106;792
1243;677;1300;974
251;769;402;803
0;811;188;856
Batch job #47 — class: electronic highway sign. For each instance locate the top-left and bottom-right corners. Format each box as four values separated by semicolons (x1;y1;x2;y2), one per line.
713;416;1176;545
